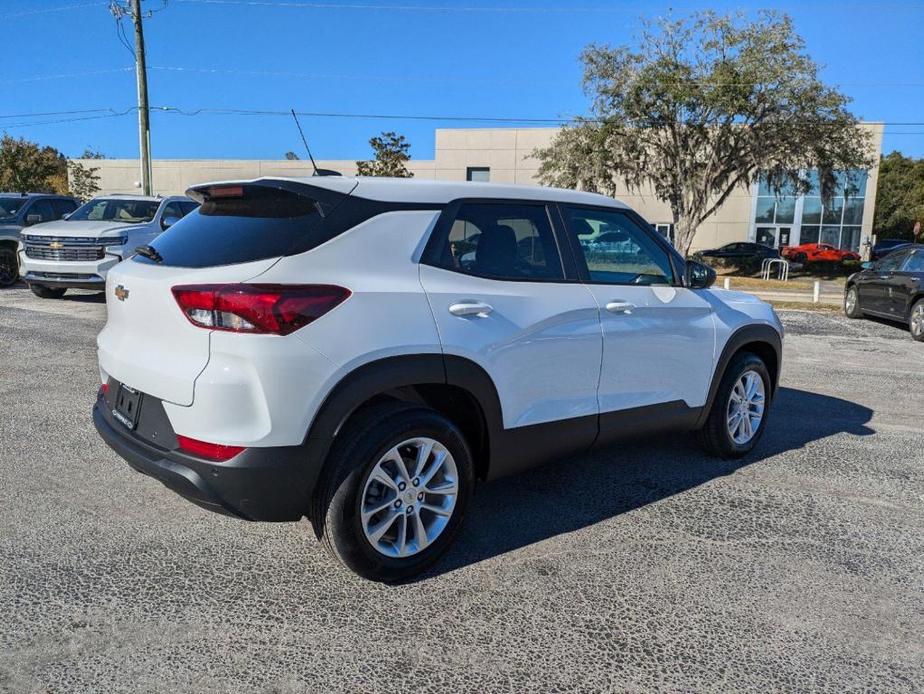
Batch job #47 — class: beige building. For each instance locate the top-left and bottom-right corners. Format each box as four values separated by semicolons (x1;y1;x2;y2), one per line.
77;123;883;253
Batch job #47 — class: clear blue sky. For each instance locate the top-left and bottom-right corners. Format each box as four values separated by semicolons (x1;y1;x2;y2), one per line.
4;0;923;161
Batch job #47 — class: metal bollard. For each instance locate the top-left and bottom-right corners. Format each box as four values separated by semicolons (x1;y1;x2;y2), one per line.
723;277;731;290
813;280;820;303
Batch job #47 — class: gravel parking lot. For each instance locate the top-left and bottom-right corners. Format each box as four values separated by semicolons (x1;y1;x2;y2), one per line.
1;285;921;693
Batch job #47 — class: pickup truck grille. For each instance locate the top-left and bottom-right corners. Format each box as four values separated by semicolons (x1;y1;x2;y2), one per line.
24;237;105;262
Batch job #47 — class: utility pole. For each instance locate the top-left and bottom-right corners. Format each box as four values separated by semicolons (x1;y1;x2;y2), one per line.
131;0;152;195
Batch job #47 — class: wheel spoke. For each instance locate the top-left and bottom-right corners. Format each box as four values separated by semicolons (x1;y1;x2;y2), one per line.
395;514;408;556
425;479;458;496
370;467;398;492
412;512;429;550
419;450;447;488
362;498;394;521
388;447;413;485
367;509;400;542
420;502;451;517
413;439;434;478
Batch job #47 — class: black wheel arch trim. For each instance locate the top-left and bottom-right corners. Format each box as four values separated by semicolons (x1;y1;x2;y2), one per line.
694;324;782;429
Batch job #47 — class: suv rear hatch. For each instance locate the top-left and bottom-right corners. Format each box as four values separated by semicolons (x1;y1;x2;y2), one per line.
97;178;357;406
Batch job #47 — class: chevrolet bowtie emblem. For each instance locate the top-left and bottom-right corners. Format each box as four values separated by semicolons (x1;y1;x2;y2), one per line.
114;285;130;302
49;241;63;250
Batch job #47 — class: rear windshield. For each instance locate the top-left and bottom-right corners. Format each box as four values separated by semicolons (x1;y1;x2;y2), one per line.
135;184;347;268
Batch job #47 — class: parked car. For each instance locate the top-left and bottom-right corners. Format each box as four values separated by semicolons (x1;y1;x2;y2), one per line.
0;192;79;287
699;242;780;263
871;237;912;261
844;244;924;340
782;242;860;265
92;177;783;581
18;194;198;298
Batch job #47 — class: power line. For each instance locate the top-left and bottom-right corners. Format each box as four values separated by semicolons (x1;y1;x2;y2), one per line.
0;67;133;85
7;2;107;19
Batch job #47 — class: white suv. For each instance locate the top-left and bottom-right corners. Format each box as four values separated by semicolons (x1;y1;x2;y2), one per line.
92;177;783;581
19;194;197;298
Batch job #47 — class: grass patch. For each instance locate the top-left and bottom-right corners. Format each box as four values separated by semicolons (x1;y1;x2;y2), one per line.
769;300;842;313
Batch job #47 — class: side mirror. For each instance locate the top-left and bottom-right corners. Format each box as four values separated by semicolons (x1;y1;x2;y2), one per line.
861;261;873;270
685;260;716;289
161;215;180;230
25;214;42;227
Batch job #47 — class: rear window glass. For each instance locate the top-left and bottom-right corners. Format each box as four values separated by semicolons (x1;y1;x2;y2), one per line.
135;184;345;268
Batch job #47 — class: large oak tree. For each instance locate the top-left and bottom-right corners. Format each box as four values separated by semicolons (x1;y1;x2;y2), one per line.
536;11;874;256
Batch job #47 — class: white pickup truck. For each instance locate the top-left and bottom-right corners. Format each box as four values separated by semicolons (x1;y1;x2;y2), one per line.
19;194;198;298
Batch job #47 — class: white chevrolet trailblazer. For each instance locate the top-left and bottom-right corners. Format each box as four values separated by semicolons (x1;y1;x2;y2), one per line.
20;194;198;298
92;177;783;581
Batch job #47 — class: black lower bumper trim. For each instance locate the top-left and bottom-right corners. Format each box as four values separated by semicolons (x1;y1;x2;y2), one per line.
93;398;329;522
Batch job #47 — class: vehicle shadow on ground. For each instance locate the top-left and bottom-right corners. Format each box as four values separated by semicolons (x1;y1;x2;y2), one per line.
425;387;874;579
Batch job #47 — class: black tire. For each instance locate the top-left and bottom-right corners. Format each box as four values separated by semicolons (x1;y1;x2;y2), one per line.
909;298;924;342
29;284;67;299
0;246;18;287
844;285;863;319
697;352;772;459
794;252;807;264
312;402;474;582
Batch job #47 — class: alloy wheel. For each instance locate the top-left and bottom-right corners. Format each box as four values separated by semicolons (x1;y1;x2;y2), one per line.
726;370;766;445
845;288;858;315
360;437;459;558
911;304;924;338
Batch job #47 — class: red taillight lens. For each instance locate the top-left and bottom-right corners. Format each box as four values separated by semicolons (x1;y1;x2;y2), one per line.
171;284;350;336
176;435;245;462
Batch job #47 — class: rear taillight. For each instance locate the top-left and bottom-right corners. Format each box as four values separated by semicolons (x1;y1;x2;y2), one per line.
176;435;245;462
171;284;350;336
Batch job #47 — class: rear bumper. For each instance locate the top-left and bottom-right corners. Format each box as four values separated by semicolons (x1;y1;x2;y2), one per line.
92;392;330;522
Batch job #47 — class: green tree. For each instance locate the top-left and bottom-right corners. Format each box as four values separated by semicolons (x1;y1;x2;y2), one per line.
356;131;414;178
535;11;874;256
284;151;300;160
873;151;924;240
0;135;63;193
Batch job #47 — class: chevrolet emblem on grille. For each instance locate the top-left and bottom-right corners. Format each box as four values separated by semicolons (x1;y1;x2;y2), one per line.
114;285;130;302
49;241;63;250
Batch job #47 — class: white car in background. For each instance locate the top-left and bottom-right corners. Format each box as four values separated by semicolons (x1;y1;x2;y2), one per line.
19;194;198;298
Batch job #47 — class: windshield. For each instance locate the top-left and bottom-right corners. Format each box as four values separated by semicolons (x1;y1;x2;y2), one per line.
0;198;26;219
69;198;159;224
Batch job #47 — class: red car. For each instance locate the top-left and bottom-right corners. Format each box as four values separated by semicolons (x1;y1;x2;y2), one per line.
782;243;860;264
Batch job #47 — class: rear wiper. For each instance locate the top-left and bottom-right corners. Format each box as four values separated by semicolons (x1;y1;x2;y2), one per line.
135;244;163;263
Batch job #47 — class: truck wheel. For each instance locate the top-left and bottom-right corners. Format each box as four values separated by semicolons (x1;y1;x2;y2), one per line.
30;284;67;299
697;352;771;459
909;299;924;342
313;402;474;582
0;246;18;287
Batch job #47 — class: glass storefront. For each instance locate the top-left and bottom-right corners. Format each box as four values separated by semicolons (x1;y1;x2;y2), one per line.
752;170;867;251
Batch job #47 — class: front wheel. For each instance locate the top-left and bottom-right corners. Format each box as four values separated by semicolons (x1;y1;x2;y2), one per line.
697;352;771;459
29;284;67;299
844;286;863;319
313;403;474;582
0;246;18;287
909;299;924;342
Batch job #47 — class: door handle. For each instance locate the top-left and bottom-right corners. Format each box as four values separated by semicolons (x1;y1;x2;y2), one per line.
449;301;493;317
605;300;635;314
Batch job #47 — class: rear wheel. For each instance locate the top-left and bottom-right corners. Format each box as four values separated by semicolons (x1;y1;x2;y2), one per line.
697;352;771;458
313;402;474;582
0;246;18;287
909;299;924;342
29;284;66;299
794;252;807;264
844;286;863;319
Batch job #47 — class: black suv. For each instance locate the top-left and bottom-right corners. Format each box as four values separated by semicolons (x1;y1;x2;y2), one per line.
844;244;924;340
0;193;79;286
699;242;780;263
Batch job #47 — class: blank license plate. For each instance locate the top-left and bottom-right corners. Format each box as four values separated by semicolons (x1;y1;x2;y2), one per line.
113;384;143;430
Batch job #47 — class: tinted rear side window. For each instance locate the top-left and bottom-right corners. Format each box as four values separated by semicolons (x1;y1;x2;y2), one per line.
136;184;347;268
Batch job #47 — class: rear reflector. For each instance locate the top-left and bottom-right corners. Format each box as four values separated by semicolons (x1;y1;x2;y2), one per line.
99;383;109;396
204;185;244;199
171;284;350;336
176;435;245;462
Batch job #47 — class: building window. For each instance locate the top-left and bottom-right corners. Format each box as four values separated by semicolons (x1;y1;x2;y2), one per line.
466;167;490;182
753;170;867;251
653;223;675;245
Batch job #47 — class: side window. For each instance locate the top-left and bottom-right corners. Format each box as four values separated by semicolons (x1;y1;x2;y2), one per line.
563;206;674;285
179;201;200;216
878;252;906;272
52;199;77;218
162;202;185;220
27;199;56;223
435;202;563;281
900;251;924;273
